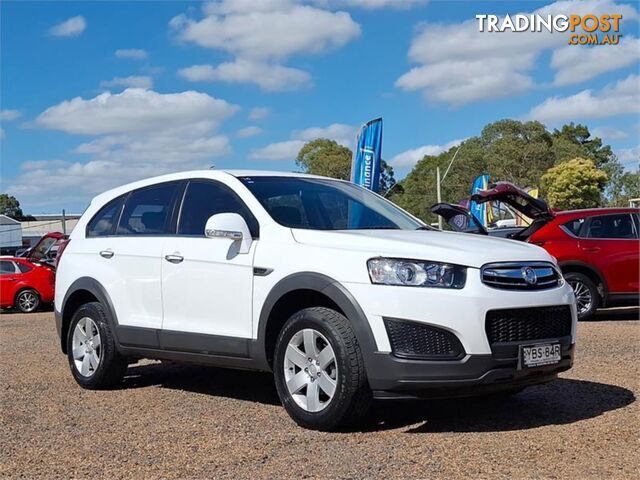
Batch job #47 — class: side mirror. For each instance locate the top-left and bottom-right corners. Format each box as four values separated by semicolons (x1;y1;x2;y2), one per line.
204;213;253;254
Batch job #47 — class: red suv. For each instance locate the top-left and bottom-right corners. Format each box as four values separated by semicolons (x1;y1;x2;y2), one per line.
0;232;66;313
432;183;639;320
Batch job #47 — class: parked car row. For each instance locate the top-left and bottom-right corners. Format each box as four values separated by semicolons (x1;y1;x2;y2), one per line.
0;232;67;313
432;182;639;320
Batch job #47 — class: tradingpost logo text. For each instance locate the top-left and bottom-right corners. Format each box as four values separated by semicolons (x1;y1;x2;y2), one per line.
476;14;623;45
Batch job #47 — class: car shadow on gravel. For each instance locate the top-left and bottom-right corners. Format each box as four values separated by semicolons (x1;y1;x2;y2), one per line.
123;361;281;405
590;307;639;322
365;379;635;434
121;362;634;434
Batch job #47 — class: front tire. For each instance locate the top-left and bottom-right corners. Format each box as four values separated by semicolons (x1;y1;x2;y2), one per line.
15;289;40;313
67;302;127;389
565;272;599;320
273;307;372;431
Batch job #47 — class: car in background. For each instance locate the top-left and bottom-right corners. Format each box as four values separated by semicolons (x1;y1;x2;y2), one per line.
0;232;67;313
0;257;55;313
432;183;639;320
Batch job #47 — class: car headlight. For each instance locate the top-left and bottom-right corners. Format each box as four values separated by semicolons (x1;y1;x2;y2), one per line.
367;258;467;289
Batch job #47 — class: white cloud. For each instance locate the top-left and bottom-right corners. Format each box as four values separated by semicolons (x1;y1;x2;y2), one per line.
250;122;356;160
250;139;304;161
617;146;639;168
390;138;464;168
295;123;355;146
528;74;640;123
48;16;86;37
249;107;270;121
0;109;22;121
591;126;629;141
178;60;312;91
7;89;238;208
100;75;154;90
313;0;427;9
170;1;360;60
551;37;640;86
396;0;639;105
35;88;237;135
114;48;148;60
237;126;263;138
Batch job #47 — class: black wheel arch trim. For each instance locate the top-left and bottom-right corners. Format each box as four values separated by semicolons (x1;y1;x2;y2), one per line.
254;272;378;372
558;261;608;304
59;277;123;353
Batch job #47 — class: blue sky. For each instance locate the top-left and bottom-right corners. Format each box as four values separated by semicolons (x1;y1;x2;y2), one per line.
1;0;638;213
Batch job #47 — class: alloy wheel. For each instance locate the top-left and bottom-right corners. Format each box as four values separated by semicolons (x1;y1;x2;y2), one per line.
284;328;338;413
17;291;38;313
72;317;102;377
568;280;592;315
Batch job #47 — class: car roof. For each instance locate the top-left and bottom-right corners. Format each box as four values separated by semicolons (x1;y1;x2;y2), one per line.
90;169;342;206
554;207;639;218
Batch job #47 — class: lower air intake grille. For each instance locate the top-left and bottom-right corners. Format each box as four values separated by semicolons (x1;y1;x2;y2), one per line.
384;318;464;360
486;305;572;345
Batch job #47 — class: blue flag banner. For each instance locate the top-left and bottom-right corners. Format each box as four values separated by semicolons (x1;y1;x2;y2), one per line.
351;117;383;193
469;174;490;227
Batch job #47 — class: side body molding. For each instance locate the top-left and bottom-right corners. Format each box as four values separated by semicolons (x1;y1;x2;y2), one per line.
59;273;378;374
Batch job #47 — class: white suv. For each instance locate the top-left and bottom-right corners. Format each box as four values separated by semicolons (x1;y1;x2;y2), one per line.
55;170;577;430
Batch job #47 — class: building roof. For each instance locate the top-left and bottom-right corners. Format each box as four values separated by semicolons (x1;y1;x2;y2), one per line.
0;215;21;225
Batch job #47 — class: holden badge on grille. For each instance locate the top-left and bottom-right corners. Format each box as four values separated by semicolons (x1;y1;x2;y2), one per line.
521;267;538;285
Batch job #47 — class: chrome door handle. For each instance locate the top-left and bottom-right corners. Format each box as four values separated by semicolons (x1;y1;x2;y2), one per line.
99;250;114;259
164;254;184;264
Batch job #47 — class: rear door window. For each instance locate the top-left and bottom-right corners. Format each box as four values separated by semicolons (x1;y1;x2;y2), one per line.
118;182;180;235
586;214;636;239
0;261;16;274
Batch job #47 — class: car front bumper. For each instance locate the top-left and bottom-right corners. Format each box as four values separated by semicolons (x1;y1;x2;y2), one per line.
343;268;577;396
367;343;574;398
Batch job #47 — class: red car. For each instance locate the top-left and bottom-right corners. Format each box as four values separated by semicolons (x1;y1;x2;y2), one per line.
0;257;55;313
0;232;66;313
432;183;639;320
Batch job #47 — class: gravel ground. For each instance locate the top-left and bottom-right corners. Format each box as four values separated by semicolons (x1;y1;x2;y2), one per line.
1;308;638;479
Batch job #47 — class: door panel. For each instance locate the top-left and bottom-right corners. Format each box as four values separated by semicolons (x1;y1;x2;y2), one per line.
160;179;258;340
578;214;639;293
0;261;18;306
161;237;255;338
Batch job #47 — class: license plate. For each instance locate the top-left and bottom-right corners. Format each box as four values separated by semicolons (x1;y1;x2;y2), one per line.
520;343;561;369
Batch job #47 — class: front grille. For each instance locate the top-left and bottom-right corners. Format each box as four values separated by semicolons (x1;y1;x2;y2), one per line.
481;262;561;291
486;305;572;346
384;318;464;360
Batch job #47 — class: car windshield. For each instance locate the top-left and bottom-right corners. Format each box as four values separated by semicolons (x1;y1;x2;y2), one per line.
240;176;425;231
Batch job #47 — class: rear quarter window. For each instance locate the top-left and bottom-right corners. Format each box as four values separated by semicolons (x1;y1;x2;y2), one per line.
561;218;586;237
86;196;125;237
16;262;33;273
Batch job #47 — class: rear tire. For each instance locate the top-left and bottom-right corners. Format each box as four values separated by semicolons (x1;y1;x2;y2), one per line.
273;307;372;431
565;272;599;320
67;302;127;389
15;289;40;313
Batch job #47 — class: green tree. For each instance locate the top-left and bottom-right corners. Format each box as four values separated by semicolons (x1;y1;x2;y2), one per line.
541;158;608;210
552;123;614;167
0;194;24;219
295;138;396;195
392;119;617;223
394;120;557;223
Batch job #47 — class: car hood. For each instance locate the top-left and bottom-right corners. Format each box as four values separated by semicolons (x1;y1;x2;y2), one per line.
291;228;553;268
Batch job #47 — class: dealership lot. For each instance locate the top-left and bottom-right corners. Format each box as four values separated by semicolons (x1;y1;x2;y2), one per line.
1;309;638;479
